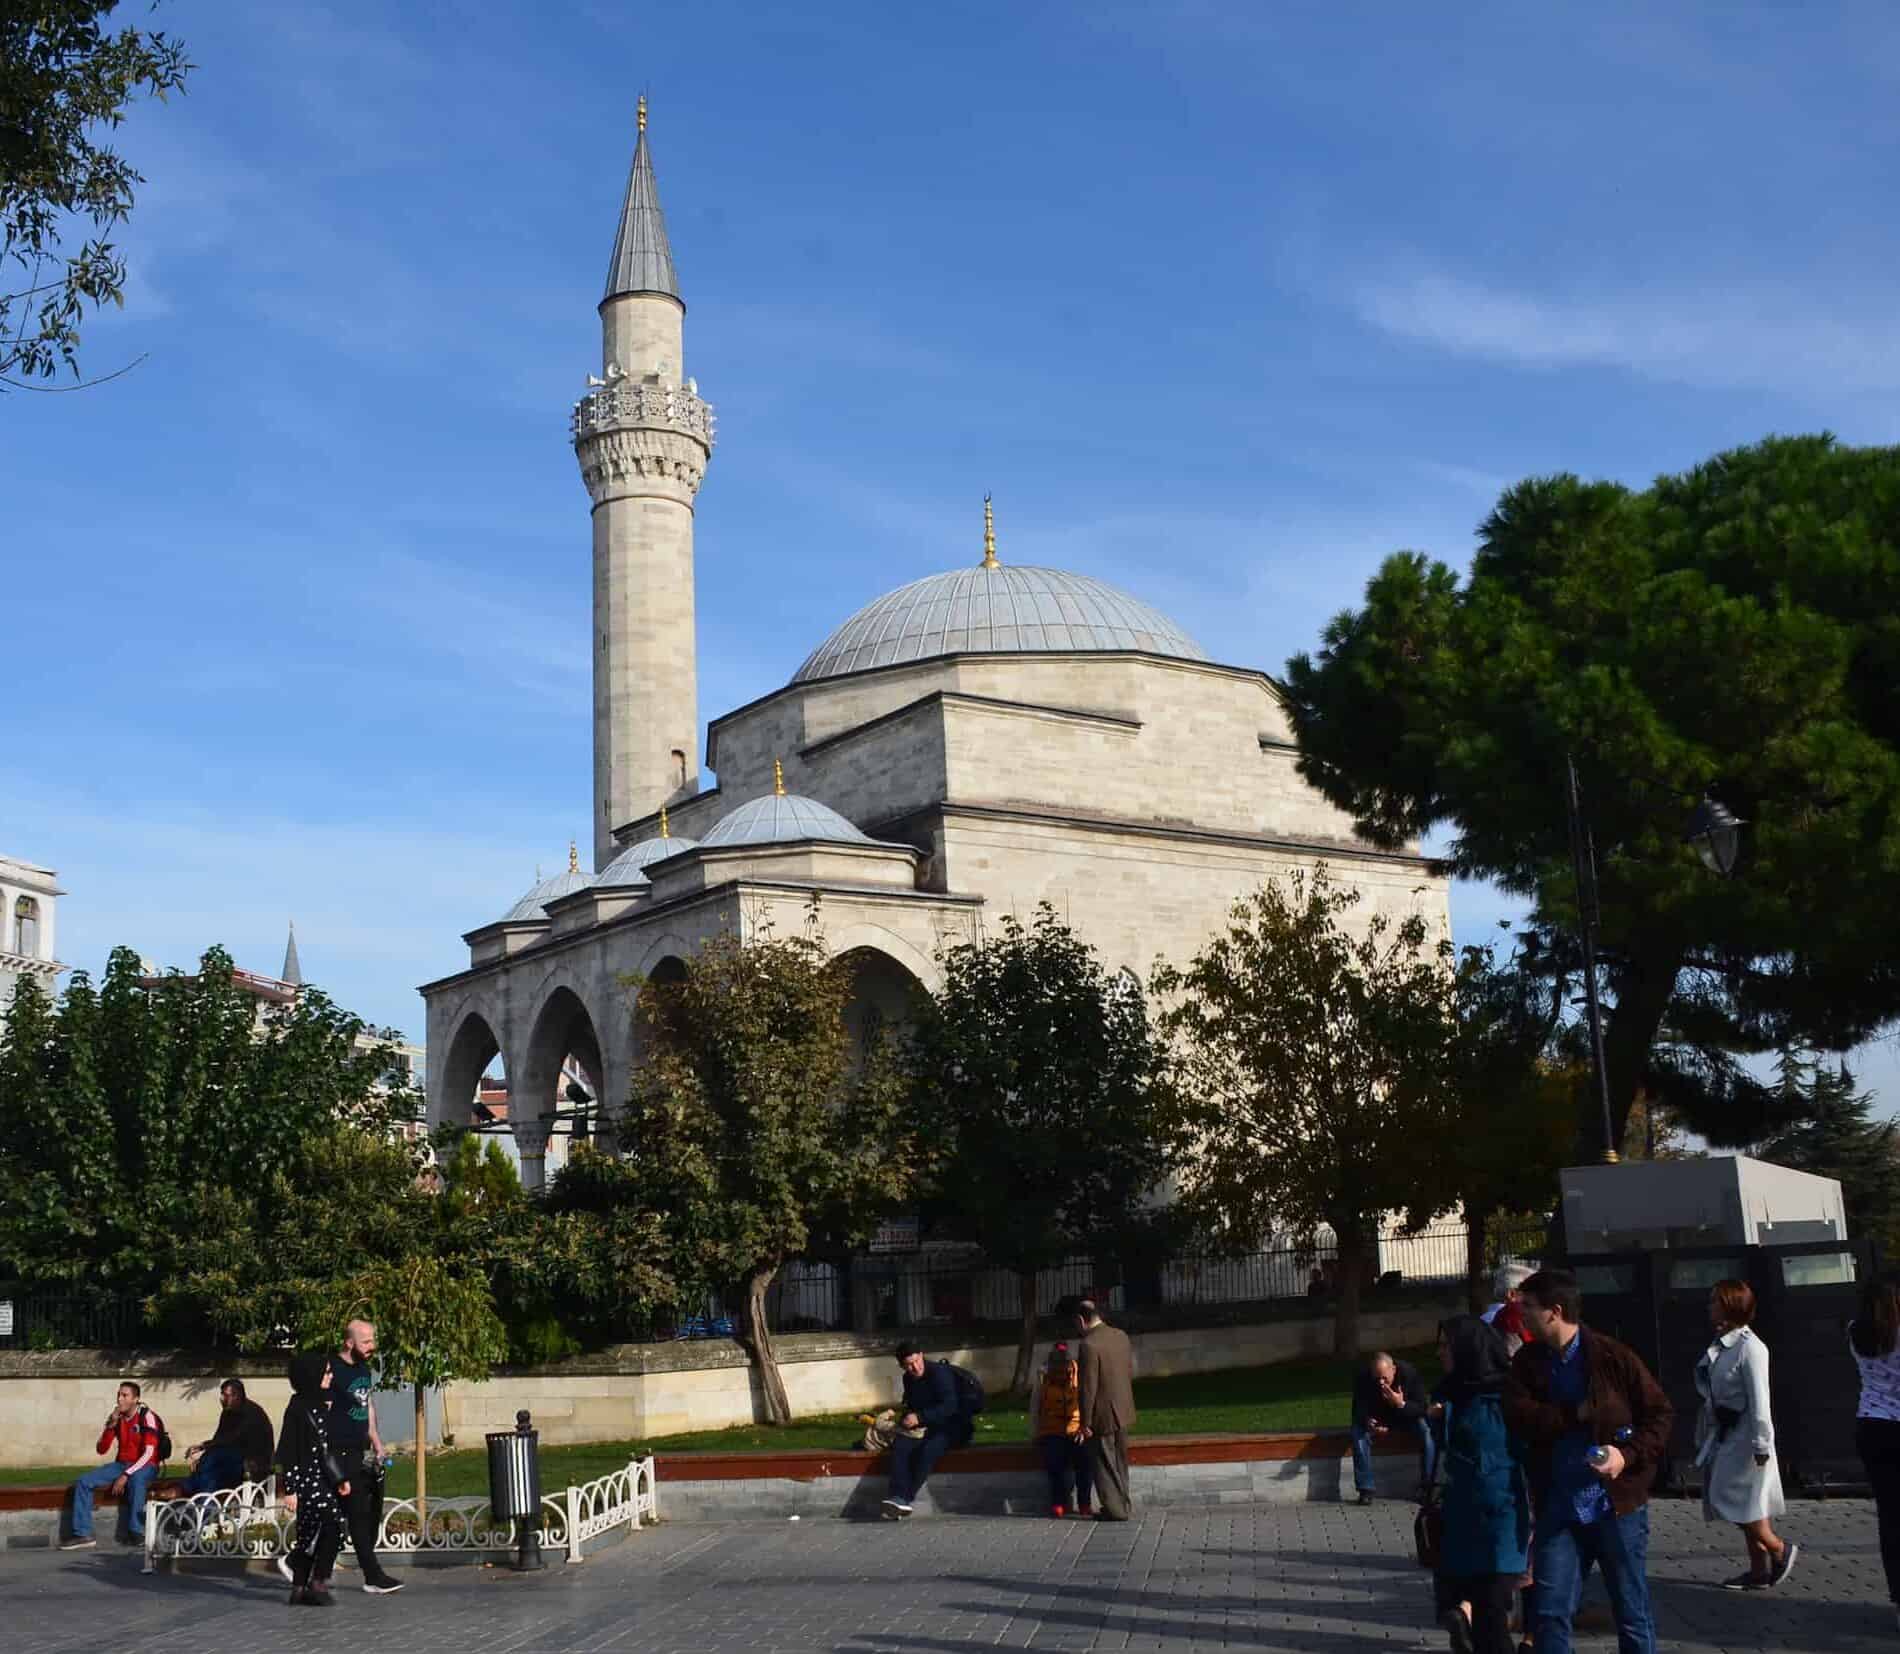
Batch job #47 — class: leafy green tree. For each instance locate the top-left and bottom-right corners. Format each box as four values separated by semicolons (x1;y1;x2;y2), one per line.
2;2;192;387
1283;435;1900;1152
912;905;1176;1397
1758;1051;1900;1257
1152;865;1458;1355
613;929;921;1424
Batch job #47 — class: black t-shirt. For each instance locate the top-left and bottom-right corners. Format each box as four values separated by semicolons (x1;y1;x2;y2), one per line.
328;1353;374;1449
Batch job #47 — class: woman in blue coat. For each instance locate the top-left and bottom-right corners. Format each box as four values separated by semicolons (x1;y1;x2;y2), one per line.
1433;1314;1531;1654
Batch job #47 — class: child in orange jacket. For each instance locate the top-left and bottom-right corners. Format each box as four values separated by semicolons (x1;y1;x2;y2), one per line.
1030;1342;1094;1517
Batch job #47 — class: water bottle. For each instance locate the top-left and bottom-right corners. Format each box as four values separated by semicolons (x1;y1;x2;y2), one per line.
1587;1426;1634;1469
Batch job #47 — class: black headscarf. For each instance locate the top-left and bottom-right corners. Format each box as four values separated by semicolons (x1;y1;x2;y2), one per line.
1438;1313;1512;1407
287;1351;329;1399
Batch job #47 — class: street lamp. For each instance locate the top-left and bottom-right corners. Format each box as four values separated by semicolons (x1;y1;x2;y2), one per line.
1685;795;1746;878
1565;757;1744;1164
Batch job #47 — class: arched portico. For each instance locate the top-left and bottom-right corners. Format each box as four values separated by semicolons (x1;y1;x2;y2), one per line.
432;1005;506;1133
837;944;926;1063
517;984;610;1189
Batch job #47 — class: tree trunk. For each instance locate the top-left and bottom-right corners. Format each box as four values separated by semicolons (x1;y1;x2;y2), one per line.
1466;1206;1493;1314
1332;1223;1368;1357
414;1386;427;1533
1600;939;1685;1153
1010;1269;1040;1399
738;1265;793;1426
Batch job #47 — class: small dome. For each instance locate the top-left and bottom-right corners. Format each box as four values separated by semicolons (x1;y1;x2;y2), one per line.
502;864;596;922
793;563;1209;685
597;832;699;888
698;792;874;849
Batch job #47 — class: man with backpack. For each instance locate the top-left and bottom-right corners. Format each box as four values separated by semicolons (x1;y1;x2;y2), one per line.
62;1381;165;1548
881;1341;984;1518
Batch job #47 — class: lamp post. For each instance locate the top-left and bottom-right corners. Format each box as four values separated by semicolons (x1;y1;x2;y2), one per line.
1564;756;1745;1164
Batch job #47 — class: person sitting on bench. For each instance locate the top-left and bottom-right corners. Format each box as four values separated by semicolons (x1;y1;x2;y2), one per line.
184;1378;275;1494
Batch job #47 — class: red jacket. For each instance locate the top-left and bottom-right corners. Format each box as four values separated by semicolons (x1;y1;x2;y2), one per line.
97;1408;160;1474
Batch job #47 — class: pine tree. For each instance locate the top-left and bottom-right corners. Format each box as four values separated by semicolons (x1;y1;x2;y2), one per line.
1758;1051;1900;1255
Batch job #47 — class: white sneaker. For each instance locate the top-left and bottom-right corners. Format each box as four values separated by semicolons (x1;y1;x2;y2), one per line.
275;1555;294;1584
59;1537;96;1551
879;1498;913;1519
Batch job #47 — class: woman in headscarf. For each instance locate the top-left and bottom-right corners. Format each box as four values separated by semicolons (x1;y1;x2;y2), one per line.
1432;1314;1531;1654
276;1351;351;1607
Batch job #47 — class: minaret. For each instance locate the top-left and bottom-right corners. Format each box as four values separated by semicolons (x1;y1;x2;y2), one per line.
572;97;715;870
281;921;303;988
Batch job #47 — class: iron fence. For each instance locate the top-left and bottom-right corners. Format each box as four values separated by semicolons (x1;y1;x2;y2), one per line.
0;1286;153;1351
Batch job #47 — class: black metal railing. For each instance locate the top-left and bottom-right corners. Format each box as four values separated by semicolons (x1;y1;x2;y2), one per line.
0;1286;154;1351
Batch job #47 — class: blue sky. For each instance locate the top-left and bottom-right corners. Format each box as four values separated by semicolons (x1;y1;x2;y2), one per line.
7;1;1900;1104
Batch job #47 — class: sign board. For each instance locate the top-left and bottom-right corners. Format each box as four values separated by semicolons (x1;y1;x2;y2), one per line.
0;1301;13;1337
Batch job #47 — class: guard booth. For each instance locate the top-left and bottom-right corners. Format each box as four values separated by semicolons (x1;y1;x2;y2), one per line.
1557;1156;1871;1487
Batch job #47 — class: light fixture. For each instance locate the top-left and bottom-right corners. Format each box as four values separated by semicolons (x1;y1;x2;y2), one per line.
1685;794;1745;877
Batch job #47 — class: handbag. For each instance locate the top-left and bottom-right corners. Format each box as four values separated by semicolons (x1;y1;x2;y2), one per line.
1413;1489;1444;1569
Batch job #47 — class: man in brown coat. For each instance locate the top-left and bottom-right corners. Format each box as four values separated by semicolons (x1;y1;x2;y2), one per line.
1073;1297;1136;1520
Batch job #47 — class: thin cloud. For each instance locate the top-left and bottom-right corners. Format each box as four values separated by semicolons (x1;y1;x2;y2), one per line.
1350;269;1900;397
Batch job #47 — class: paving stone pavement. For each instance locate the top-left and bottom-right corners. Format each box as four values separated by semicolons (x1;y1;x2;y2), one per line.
2;1499;1895;1652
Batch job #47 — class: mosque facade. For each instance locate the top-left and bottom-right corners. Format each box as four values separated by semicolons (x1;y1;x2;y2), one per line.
418;106;1448;1183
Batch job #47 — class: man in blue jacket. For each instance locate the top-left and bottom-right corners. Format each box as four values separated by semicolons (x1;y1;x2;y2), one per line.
881;1342;976;1518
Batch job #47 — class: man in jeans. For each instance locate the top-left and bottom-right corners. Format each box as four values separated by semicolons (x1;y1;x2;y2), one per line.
880;1342;977;1518
62;1382;160;1548
1504;1268;1675;1654
327;1319;404;1594
1349;1350;1435;1505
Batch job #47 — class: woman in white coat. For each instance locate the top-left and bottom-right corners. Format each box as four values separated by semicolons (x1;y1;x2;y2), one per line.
1695;1279;1797;1590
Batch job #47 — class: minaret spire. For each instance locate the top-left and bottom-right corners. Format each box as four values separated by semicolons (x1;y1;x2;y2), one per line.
604;97;679;303
281;921;303;988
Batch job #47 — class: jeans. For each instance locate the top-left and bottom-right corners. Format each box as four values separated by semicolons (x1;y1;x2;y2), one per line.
1350;1416;1436;1493
1859;1417;1900;1604
1036;1433;1094;1508
70;1461;156;1540
885;1419;972;1503
183;1446;244;1496
1531;1506;1657;1654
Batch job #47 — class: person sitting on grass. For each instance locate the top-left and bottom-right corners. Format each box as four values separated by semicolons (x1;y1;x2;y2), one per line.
184;1378;275;1495
1350;1350;1435;1505
1030;1342;1093;1518
62;1381;162;1549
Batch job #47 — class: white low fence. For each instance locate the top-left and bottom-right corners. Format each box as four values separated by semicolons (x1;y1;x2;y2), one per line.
142;1458;656;1574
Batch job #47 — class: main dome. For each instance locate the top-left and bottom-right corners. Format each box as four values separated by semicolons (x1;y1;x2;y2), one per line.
792;564;1209;685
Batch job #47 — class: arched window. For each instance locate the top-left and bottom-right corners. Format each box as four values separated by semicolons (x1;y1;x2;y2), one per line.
13;896;40;959
670;749;687;790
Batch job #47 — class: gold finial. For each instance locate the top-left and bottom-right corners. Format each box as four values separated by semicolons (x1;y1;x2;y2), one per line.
774;757;786;796
659;806;670;839
568;840;580;873
981;493;999;570
637;95;647;134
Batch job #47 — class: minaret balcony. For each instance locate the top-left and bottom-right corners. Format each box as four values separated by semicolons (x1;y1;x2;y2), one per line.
570;380;716;449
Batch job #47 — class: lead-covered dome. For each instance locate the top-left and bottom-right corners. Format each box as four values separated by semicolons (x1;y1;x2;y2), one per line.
502;862;595;922
597;832;698;889
699;791;874;848
792;564;1209;685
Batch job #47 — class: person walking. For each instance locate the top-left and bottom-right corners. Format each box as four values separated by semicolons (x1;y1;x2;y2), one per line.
328;1318;404;1593
1851;1269;1900;1629
1432;1315;1531;1654
1503;1267;1673;1654
276;1354;350;1607
1030;1341;1092;1517
1694;1279;1795;1590
1073;1297;1137;1520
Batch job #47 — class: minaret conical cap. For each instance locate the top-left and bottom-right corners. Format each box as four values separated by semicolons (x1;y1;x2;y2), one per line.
604;96;680;303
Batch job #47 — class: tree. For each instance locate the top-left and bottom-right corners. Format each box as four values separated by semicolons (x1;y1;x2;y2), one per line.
1151;865;1458;1355
1283;435;1900;1153
1758;1051;1900;1257
2;3;191;387
0;946;415;1297
613;929;921;1424
911;906;1176;1397
1428;945;1572;1311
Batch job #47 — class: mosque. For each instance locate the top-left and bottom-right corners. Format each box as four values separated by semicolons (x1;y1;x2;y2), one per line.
419;104;1448;1181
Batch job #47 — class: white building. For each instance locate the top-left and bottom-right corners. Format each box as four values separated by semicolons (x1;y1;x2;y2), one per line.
418;103;1451;1187
0;852;65;1016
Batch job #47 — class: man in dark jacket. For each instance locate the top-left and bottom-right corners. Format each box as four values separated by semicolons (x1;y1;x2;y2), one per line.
1075;1298;1138;1520
1350;1351;1434;1504
183;1378;275;1493
880;1341;976;1518
1503;1268;1673;1654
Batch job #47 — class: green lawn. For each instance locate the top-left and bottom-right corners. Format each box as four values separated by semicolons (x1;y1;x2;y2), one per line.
3;1347;1440;1498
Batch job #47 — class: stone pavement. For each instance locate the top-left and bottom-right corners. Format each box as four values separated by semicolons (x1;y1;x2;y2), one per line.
2;1499;1894;1652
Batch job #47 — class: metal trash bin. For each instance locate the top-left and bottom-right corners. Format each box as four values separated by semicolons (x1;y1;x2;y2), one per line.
485;1410;544;1570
